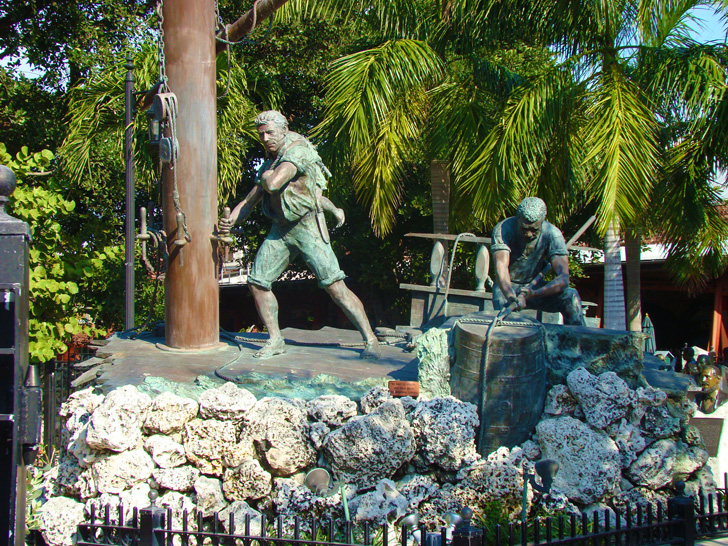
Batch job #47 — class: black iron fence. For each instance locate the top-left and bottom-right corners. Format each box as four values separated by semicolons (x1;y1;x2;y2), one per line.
42;359;72;454
43;342;100;455
696;489;728;539
75;484;728;546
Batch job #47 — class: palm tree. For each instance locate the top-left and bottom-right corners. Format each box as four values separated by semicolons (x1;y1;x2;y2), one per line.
304;0;728;328
474;0;728;328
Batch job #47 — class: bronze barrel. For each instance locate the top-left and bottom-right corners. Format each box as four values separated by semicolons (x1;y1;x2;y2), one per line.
450;312;546;456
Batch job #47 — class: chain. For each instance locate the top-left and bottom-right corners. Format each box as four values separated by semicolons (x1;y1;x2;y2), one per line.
214;0;233;99
153;0;189;247
214;0;226;33
156;0;169;91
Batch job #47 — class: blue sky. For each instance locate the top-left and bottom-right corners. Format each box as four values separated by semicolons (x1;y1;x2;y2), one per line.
688;6;726;42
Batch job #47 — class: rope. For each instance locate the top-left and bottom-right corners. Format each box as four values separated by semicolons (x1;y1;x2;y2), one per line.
225;332;407;348
214;0;273;46
215;330;247;382
429;232;477;319
441;232;476;317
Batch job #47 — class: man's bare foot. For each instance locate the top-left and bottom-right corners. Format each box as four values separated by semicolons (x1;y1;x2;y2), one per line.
360;339;381;360
333;207;345;228
254;337;286;359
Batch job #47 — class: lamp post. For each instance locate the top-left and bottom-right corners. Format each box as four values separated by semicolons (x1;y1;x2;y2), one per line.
124;53;136;331
522;459;560;523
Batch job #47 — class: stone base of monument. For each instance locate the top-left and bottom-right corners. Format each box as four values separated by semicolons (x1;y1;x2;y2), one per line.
37;313;720;546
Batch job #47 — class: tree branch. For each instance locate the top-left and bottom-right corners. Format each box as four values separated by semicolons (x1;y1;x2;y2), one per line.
215;0;291;55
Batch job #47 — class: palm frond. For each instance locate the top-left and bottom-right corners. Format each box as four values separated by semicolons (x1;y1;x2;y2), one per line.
61;74;124;184
582;68;659;234
61;42;162;189
428;59;497;161
653;137;728;291
638;43;727;120
61;40;269;203
312;39;444;175
454;67;578;225
274;0;358;25
349;88;429;236
276;0;438;40
216;59;264;200
698;76;728;169
636;0;707;47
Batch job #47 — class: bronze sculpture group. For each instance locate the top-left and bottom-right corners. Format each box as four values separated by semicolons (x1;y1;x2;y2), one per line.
220;112;590;359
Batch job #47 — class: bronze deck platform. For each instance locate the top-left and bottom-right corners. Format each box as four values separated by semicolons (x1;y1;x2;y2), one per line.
82;326;418;400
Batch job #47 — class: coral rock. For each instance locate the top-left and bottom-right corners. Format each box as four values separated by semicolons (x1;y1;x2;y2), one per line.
194;475;228;518
143;392;199;434
39;497;86;546
198;382;256;421
222;459;273;501
240;397;315;476
306;395;357;426
566;368;633;429
86;386;151;452
324;400;415;489
183;418;236;476
145;434;187;469
536;417;621;504
153;466;200;492
410;396;478;471
91;448;154;494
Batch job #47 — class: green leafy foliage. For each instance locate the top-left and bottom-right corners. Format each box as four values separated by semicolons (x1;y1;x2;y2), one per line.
0;68;66;156
25;448;55;532
0;0;153;88
1;143;119;362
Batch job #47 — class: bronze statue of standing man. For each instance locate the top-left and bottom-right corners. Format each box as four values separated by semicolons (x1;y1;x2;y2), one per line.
219;111;380;359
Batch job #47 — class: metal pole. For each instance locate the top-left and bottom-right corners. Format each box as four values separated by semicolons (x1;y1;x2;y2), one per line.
162;0;219;349
124;53;136;330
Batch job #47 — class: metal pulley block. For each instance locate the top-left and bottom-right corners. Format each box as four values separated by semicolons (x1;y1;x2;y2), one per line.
170;212;192;266
159;136;179;165
146;92;178;145
153;92;177;121
136;206;168;276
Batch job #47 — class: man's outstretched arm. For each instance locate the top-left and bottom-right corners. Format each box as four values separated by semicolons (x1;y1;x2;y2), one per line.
220;184;265;232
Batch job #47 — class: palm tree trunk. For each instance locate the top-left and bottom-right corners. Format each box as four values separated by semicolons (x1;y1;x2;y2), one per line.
624;227;642;332
603;219;626;330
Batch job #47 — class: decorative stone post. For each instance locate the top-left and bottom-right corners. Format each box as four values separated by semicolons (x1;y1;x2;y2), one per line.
0;164;32;546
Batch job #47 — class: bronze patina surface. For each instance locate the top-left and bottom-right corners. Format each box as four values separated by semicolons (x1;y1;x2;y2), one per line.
451;313;546;455
83;327;416;400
